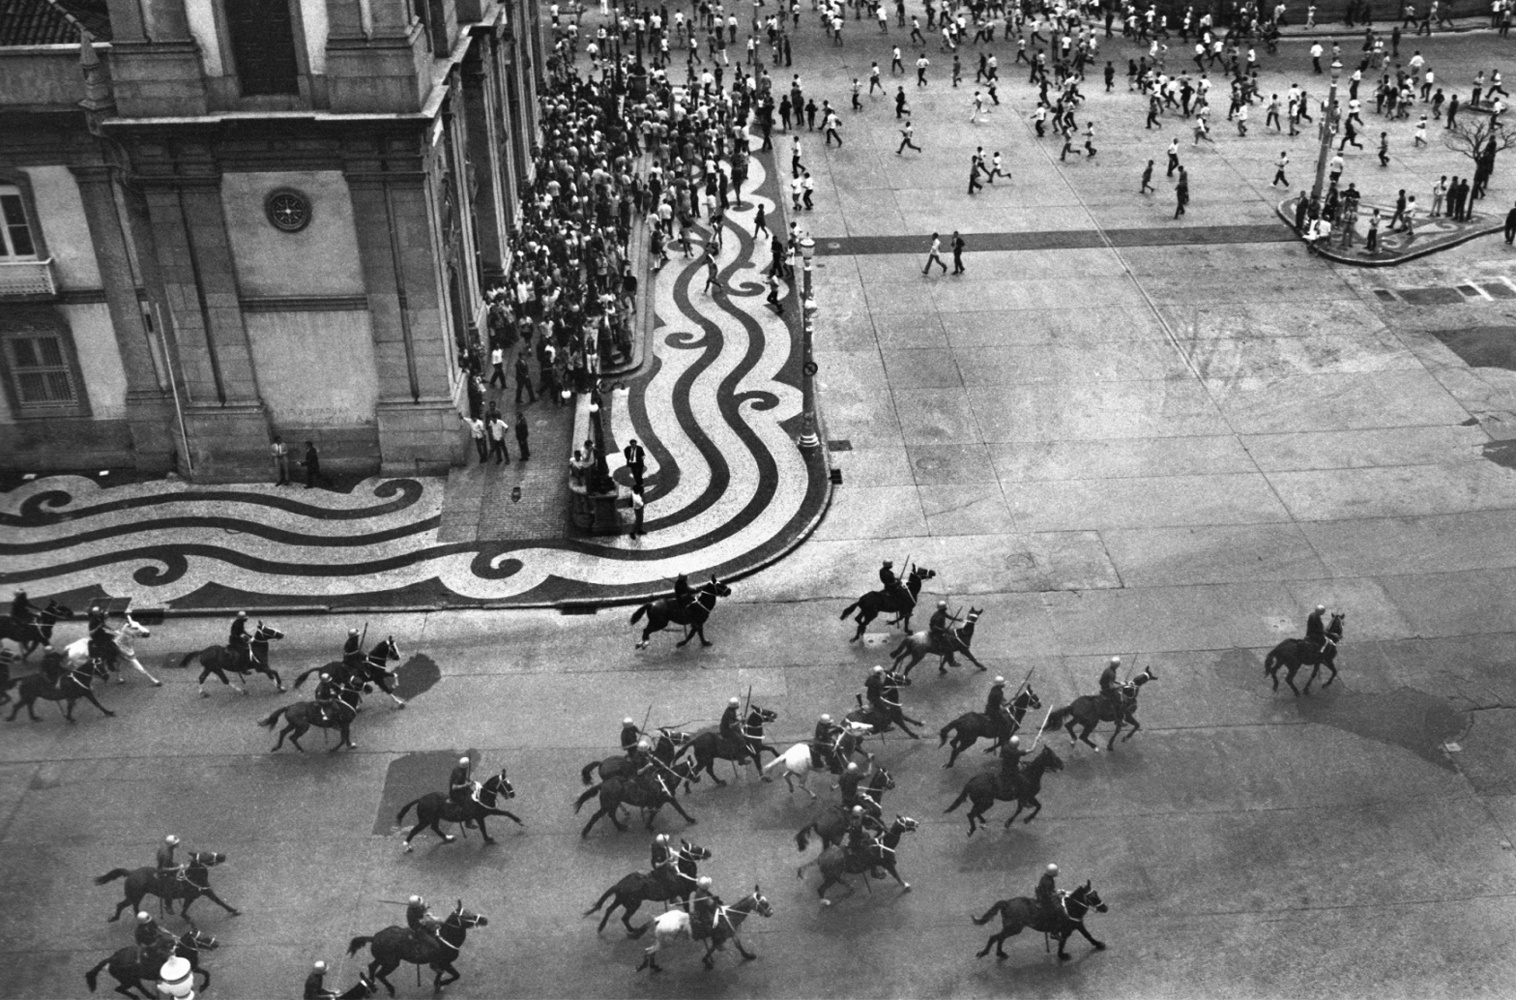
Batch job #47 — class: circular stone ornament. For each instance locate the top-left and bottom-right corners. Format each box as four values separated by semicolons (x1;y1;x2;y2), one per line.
264;188;312;233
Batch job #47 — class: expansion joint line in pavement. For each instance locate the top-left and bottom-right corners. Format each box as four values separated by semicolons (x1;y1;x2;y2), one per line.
0;141;833;611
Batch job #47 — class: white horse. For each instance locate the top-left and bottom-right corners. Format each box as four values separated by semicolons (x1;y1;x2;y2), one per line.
762;722;875;799
65;612;159;686
635;888;772;972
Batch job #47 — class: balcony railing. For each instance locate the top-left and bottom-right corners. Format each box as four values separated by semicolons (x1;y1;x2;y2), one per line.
0;258;59;298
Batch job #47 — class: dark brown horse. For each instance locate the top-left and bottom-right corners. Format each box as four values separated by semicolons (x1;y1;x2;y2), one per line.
0;599;73;657
96;850;239;922
1043;667;1158;751
944;745;1065;834
581;729;691;786
839;564;936;640
1264;612;1344;695
973;880;1108;961
630;576;730;649
84;929;217;999
890;607;986;675
396;769;522;850
258;682;362;752
291;636;405;708
347;901;486;997
687;706;779;784
793;766;896;852
796;815;919;904
4;652;113;722
182;622;286;696
938;685;1041;767
574;761;701;838
583;839;711;936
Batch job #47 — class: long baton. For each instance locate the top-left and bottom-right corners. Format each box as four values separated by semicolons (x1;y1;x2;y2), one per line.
1029;707;1053;749
1014;664;1035;699
641;703;653;737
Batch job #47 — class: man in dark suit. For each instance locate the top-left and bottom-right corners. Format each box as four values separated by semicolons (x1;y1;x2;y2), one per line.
623;438;647;489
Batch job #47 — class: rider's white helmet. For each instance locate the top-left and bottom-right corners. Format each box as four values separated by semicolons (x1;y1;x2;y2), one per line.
1110;656;1120;665
1008;736;1020;746
348;628;359;636
409;895;422;905
872;665;884;674
697;876;712;888
729;697;740;706
846;762;860;773
819;713;831;723
458;757;470;766
622;717;635;726
852;805;864;815
994;676;1004;684
937;600;948;609
637;739;652;751
1316;604;1326;612
1046;864;1059;875
136;911;152;924
234;611;247;619
655;834;669;845
313;960;327;972
164;834;179;845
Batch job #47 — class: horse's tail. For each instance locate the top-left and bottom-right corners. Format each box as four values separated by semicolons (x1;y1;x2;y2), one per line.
1044;706;1070;733
574;784;601;813
84;957;111;992
938;719;957;746
971;900;1007;926
796;857;821;879
945;786;971;814
630;604;649;625
93;868;131;886
839;600;860;620
179;651;199;669
795;825;812;852
762;752;785;774
584;884;619;917
889;637;910;660
396;797;423;824
580;760;601;786
257;707;287;729
291;666;318;689
346;936;373;957
1263;647;1282;675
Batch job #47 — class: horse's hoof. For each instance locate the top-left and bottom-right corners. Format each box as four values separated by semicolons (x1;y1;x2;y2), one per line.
404;844;414;853
821;899;832;907
200;691;209;698
229;910;241;917
116;677;125;684
444;835;456;843
1094;941;1107;950
761;775;772;782
902;883;911;891
395;701;406;709
152;681;162;688
277;685;286;692
1059;953;1071;962
104;711;116;717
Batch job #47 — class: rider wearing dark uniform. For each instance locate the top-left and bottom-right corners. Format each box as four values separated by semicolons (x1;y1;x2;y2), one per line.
450;755;482;827
620;717;643;751
313;672;342;723
985;675;1007;718
134;911;176;960
650;832;678;892
845;804;886;877
879;560;909;613
1035;863;1064;925
229;611;251;668
86;605;117;668
999;735;1028;775
155;834;183;883
1305;604;1329;653
928;600;960;648
1098;657;1123;718
673;572;695;610
719;697;742;748
837;761;864;807
406;895;443;945
811;713;840;768
864;665;887;713
689;876;721;938
10;590;40;626
342;628;363;670
626;737;654;774
303;960;338;1000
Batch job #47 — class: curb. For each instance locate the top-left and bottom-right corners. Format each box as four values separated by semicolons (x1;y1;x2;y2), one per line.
1274;194;1503;265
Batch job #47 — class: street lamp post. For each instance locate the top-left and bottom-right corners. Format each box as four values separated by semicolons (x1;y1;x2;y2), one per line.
797;236;820;453
1310;60;1344;211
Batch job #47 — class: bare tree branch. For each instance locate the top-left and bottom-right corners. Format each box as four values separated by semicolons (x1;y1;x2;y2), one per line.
1443;115;1516;162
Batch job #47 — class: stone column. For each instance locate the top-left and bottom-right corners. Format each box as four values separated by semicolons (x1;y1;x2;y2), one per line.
461;46;505;286
139;172;269;479
71;165;177;472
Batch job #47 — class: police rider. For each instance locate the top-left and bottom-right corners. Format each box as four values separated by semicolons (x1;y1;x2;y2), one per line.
928;600;960;649
1035;863;1066;925
1098;656;1123;718
1305;604;1330;653
811;713;840;768
303;960;338;1000
406;895;443;945
879;560;910;612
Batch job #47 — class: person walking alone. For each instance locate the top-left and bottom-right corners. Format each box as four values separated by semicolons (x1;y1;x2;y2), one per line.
1273;151;1290;186
514;411;530;461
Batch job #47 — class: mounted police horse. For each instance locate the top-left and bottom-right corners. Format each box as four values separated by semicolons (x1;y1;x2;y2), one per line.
0;599;72;657
396;768;523;850
5;651;114;722
64;611;158;686
973;880;1109;961
575;761;702;838
583;838;712;936
85;928;217;999
847;675;924;740
945;745;1065;834
891;607;986;675
1044;667;1158;752
840;563;936;640
581;728;691;786
688;705;778;784
258;679;363;752
630;575;731;649
347;901;487;997
1264;611;1345;695
762;721;875;797
793;767;896;849
796;815;919;904
182;622;286;696
291;636;405;708
636;886;773;972
939;685;1042;767
96;850;239;921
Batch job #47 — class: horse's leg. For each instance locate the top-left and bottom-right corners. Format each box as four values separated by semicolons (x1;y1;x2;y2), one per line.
1021;795;1043;824
1073;921;1106;950
1106;718;1122;752
435;961;460;990
1003;799;1025;827
1122;714;1141;742
123;655;161;686
696;622;712;647
370;959;398;997
285;724;305;752
1077;721;1100;751
621;900;647;936
582;806;609;838
665;796;698;825
430;817;455;844
1285;664;1302;697
1303;663;1322;695
703;755;726;786
80;690;115;718
198;888;240;916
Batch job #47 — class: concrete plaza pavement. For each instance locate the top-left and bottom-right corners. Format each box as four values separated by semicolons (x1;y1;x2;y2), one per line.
7;15;1516;1000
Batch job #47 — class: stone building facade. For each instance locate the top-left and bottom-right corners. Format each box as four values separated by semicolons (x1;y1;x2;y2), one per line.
0;0;542;480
